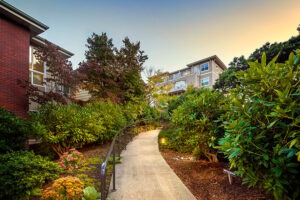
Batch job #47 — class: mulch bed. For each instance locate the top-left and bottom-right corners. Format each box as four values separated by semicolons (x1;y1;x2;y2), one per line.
160;149;273;200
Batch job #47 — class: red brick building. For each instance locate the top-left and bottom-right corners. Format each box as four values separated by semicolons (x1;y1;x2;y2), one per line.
0;1;73;117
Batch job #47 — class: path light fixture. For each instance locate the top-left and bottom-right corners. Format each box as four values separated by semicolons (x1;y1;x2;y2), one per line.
160;137;167;151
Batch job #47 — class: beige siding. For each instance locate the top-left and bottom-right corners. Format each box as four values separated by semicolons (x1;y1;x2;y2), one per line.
74;88;91;102
211;60;224;86
155;55;226;93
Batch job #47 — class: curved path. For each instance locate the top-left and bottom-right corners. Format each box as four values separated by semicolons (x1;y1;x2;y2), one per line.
108;129;196;200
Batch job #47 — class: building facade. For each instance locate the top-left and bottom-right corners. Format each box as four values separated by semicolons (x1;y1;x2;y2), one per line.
0;1;73;117
156;55;226;94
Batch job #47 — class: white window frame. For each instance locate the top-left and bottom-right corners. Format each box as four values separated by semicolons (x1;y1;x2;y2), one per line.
201;62;209;72
201;77;209;86
29;46;46;90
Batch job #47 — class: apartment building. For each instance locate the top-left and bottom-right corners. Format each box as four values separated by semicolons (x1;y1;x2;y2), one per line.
157;55;226;94
0;1;73;117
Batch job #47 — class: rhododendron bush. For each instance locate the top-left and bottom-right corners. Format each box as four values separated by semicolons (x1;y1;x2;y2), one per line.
59;149;83;171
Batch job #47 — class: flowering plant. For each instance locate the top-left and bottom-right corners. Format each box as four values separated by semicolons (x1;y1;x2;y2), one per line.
59;149;83;171
41;176;84;200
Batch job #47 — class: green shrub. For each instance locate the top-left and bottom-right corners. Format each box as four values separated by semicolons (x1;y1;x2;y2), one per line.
0;151;62;200
31;103;104;156
29;142;58;160
85;102;126;141
139;104;160;120
167;87;200;115
170;88;225;162
158;124;188;152
123;101;144;122
218;52;300;199
0;106;29;153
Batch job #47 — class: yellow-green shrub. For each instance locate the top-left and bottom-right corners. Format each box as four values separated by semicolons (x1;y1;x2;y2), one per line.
31;103;105;156
41;176;84;200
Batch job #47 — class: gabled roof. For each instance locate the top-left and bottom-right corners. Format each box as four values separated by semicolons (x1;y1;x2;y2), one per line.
31;36;74;58
186;55;227;70
0;0;48;36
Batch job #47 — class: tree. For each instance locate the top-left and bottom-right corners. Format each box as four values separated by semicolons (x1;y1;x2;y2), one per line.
18;41;79;105
78;33;148;103
248;36;300;63
144;67;173;108
214;35;300;92
213;66;239;92
214;56;248;92
117;37;148;103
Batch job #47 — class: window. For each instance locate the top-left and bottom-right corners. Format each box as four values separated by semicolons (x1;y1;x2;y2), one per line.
193;65;200;74
29;46;45;86
201;63;209;71
55;85;71;96
201;77;209;86
174;80;187;90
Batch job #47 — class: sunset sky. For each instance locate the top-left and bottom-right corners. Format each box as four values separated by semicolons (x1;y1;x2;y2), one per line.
5;0;300;73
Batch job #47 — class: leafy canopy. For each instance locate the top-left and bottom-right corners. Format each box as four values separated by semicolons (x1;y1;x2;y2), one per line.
214;35;300;92
19;41;79;105
78;33;148;103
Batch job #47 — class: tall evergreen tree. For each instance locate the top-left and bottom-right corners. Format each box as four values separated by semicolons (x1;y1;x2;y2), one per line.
78;33;148;103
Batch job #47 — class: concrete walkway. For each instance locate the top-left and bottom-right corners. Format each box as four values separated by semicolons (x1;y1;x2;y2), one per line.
108;129;196;200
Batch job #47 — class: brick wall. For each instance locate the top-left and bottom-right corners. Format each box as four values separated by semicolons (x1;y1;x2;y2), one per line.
0;17;30;118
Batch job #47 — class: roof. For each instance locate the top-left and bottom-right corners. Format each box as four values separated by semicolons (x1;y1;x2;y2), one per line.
31;36;74;58
168;67;189;75
186;55;227;70
0;0;48;36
